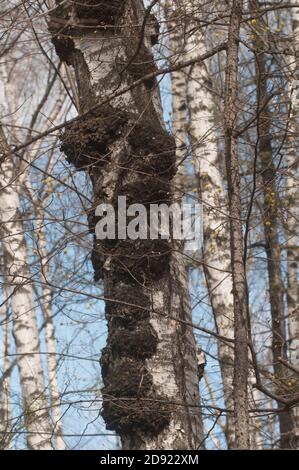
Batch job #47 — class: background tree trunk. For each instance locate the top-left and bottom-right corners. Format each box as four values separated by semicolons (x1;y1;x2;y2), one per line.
286;0;299;447
0;276;11;449
251;1;295;448
0;125;53;450
183;0;235;448
23;166;66;450
223;0;250;449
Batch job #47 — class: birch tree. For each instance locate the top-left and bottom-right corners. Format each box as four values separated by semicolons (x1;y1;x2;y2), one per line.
0;276;11;449
0;0;297;450
0;125;53;450
223;0;250;449
22;162;66;450
48;0;202;449
287;0;299;446
250;0;295;448
183;0;235;448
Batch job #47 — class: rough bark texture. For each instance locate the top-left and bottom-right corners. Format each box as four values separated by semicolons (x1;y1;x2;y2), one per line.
50;0;202;449
248;369;264;449
182;0;235;448
224;0;250;449
0;278;11;449
164;0;206;447
0;126;53;450
251;1;296;448
287;0;299;447
24;170;66;450
163;0;188;198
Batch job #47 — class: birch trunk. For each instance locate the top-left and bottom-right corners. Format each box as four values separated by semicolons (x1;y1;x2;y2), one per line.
164;0;205;446
251;2;295;448
179;0;235;448
223;0;250;449
23;169;66;450
49;0;202;449
18;119;66;448
35;211;66;450
0;126;53;450
249;370;263;449
287;0;299;446
0;277;11;449
163;0;188;197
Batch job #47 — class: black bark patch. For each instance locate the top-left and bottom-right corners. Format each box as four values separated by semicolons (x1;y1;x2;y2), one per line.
110;322;158;359
74;0;124;25
51;34;75;65
100;346;111;380
91;237;105;281
124;150;176;180
101;357;171;434
106;282;151;324
61;107;128;169
147;14;160;46
120;176;171;206
128;119;176;179
125;45;156;89
49;6;75;64
99;239;171;283
103;358;152;398
50;1;124;40
101;394;170;435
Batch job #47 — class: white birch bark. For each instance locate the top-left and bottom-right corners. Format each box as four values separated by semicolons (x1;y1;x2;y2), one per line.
248;370;263;449
49;0;202;449
163;0;189;196
250;1;294;447
0;2;66;446
35;213;65;450
171;0;235;447
0;277;12;449
163;0;205;446
0;126;53;450
23;170;66;450
287;1;299;444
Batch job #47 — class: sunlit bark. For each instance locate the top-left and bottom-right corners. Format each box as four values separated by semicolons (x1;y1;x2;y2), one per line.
49;0;202;449
0;126;53;450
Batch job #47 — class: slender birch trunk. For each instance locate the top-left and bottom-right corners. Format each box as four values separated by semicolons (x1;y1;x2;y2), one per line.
223;0;250;449
163;0;188;197
0;126;53;450
35;209;65;450
19;117;66;448
164;0;206;446
23;169;66;450
251;2;295;448
248;370;263;449
287;0;299;446
177;0;236;448
0;277;12;449
49;0;202;449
